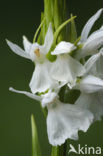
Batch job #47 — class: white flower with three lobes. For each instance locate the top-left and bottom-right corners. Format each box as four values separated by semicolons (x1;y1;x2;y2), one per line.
9;87;93;146
50;41;85;87
76;8;103;59
73;47;103;121
6;24;58;94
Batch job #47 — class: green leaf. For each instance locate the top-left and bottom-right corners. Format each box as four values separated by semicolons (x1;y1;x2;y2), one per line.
31;115;41;156
70;14;77;43
51;146;59;156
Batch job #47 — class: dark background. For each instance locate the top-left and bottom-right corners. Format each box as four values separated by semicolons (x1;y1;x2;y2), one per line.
0;0;103;156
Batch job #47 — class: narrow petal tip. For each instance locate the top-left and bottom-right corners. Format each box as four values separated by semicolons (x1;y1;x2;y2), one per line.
6;39;10;45
22;35;26;40
9;87;16;92
81;8;103;43
5;38;8;42
22;35;28;41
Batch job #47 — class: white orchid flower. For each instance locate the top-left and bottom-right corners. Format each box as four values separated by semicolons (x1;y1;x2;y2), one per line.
73;48;103;91
7;24;58;93
9;87;93;146
74;48;103;121
77;9;103;58
51;41;85;86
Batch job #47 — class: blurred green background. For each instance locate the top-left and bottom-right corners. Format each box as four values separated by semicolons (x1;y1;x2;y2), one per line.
0;0;103;156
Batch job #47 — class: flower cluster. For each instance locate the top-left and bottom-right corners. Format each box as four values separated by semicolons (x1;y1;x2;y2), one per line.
7;9;103;146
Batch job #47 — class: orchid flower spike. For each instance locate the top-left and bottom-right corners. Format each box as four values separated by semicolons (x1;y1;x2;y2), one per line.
6;24;58;93
9;87;93;146
50;41;85;88
77;9;103;59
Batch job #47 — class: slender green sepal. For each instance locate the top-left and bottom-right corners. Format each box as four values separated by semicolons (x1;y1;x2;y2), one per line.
51;146;59;156
33;18;45;43
70;14;77;43
31;115;41;156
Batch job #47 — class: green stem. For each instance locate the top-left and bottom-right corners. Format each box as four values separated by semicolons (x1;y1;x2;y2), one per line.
63;142;67;156
51;146;59;156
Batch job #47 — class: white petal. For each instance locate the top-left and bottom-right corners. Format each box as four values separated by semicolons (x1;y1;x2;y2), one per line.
23;36;32;53
77;75;103;93
47;102;93;146
80;9;103;43
75;93;103;121
29;61;58;93
100;25;103;30
6;39;31;59
84;52;102;73
82;30;103;57
51;55;85;84
9;87;41;101
51;42;76;55
43;23;53;53
92;55;103;78
87;48;103;78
